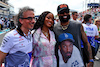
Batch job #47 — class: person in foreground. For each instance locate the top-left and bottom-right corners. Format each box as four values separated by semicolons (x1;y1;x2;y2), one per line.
58;33;84;67
0;6;35;67
53;4;94;67
32;11;57;67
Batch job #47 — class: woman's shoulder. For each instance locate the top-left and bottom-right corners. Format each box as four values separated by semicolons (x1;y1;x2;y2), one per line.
49;29;55;34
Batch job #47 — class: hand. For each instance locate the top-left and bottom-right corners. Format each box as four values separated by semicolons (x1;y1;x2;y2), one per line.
87;62;94;67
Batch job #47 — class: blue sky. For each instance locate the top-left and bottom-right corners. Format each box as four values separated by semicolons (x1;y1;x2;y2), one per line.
8;0;100;15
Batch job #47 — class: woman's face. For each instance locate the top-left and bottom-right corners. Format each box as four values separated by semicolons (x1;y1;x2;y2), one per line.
96;20;100;26
43;13;54;28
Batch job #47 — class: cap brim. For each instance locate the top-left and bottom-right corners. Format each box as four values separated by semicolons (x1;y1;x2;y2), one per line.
60;38;74;43
65;39;74;42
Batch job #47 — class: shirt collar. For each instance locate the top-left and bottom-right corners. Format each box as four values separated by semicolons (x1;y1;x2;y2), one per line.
16;27;31;36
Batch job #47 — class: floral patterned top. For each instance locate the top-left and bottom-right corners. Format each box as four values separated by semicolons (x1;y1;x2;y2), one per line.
32;28;57;67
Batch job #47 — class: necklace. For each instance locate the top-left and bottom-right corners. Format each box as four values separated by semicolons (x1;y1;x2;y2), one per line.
60;23;69;30
42;30;49;38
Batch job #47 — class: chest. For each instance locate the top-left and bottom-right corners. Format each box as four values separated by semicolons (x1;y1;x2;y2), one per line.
12;35;32;53
33;33;56;49
83;26;96;36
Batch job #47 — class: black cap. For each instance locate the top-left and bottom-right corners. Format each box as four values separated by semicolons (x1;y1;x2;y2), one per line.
57;4;70;13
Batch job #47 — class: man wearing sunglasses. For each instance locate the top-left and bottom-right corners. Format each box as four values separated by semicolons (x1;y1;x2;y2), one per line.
0;6;35;67
71;11;79;22
53;4;94;67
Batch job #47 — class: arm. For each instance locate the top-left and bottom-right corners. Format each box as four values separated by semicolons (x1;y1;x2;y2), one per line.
81;25;93;67
0;32;12;66
95;35;99;39
98;31;100;34
0;51;7;66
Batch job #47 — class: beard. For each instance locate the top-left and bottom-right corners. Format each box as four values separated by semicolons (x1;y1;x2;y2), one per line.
61;49;72;63
65;52;72;58
59;15;70;23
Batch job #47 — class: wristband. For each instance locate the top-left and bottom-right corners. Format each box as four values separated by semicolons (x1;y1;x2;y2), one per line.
89;59;94;63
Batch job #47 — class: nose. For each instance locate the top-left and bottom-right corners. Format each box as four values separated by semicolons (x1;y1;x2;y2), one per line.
64;12;68;15
66;47;70;52
49;19;53;22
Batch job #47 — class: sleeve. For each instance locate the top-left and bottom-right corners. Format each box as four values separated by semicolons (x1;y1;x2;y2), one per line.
0;33;13;53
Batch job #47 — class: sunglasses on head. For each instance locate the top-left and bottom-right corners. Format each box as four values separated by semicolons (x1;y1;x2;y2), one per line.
21;17;35;21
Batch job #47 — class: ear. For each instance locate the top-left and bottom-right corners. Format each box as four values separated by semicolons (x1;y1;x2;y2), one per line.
19;18;23;24
57;14;59;16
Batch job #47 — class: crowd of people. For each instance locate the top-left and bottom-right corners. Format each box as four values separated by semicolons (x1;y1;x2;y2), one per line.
0;17;15;31
0;3;100;67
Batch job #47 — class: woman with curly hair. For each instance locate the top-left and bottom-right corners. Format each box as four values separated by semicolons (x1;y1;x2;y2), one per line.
31;11;57;67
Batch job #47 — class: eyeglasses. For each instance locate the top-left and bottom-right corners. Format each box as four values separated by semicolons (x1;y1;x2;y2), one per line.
21;17;35;21
75;15;78;16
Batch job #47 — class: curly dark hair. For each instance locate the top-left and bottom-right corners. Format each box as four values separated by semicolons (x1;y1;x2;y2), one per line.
33;11;54;31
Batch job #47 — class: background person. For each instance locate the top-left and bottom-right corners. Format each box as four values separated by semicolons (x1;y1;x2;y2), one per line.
70;11;78;22
0;18;4;30
9;19;16;30
94;17;100;60
94;17;100;36
58;33;84;67
78;15;83;23
54;16;59;24
82;14;99;60
0;6;35;67
32;11;57;67
53;4;94;67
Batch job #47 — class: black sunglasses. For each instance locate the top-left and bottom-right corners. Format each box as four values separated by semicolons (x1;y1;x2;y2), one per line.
58;10;69;14
21;17;35;21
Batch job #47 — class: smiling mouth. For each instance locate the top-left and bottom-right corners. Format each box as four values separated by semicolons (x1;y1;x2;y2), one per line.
29;23;35;24
48;22;52;25
63;16;67;19
67;53;71;56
